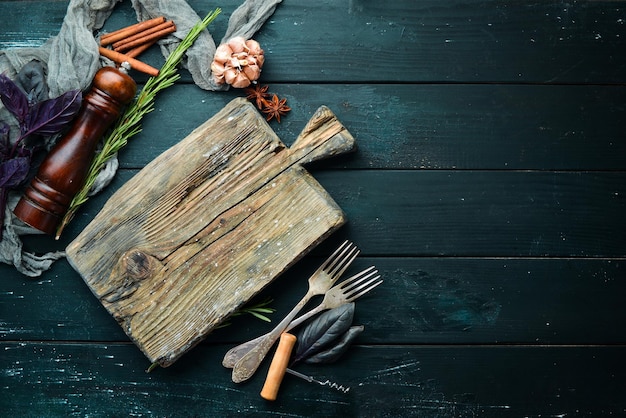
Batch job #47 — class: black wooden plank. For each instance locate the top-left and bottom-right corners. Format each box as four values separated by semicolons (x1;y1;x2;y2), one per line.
330;257;626;345
3;254;625;345
0;1;68;49
320;170;626;258
117;83;626;170
344;344;626;417
17;169;625;258
27;169;625;258
1;1;625;84
1;342;625;416
183;0;626;84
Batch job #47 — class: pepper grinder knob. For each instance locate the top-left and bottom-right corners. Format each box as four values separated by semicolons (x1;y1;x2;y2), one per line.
14;66;136;235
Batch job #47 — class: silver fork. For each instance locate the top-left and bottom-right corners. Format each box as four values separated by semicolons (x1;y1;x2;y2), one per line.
285;265;381;331
231;265;382;383
222;265;378;370
222;241;360;373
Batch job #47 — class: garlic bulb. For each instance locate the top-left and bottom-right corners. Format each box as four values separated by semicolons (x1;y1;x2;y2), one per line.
211;37;265;88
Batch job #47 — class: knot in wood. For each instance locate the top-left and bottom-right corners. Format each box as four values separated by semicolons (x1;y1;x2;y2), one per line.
124;251;154;280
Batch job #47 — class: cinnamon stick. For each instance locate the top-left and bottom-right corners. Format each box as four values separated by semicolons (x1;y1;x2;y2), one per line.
100;16;166;46
113;21;177;52
98;47;159;77
125;40;157;58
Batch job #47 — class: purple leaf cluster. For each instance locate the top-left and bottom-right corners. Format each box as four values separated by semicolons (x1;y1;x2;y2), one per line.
0;75;29;127
0;73;82;143
0;71;82;237
23;89;82;138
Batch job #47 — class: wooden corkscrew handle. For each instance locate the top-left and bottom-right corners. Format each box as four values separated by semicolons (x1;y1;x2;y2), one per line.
14;66;136;235
260;333;297;401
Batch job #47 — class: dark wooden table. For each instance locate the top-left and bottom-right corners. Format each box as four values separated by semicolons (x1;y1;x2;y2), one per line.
2;1;626;416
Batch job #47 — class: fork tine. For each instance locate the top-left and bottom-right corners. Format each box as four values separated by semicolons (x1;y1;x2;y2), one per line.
328;245;360;279
342;269;379;293
337;266;377;289
319;240;351;271
325;241;357;274
345;276;382;302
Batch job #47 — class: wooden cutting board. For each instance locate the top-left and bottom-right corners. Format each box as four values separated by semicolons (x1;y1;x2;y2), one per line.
66;98;355;367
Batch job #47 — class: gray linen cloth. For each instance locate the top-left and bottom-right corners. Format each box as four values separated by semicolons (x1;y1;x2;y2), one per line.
0;0;281;276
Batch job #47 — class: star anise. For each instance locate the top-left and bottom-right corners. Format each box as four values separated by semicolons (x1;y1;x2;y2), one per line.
244;84;270;109
262;94;291;123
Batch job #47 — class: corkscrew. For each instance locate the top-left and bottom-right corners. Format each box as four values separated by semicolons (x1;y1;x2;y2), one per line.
285;368;350;393
259;333;350;401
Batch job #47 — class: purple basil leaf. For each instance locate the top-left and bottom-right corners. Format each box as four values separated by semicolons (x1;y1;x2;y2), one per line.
0;122;14;161
0;156;30;188
0;121;9;154
0;73;29;125
14;146;32;159
24;89;82;137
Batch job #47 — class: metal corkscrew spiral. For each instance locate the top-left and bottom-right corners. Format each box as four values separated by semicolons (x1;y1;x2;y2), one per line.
285;368;350;393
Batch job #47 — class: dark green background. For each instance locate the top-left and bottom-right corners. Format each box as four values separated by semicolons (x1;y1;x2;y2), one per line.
1;1;625;416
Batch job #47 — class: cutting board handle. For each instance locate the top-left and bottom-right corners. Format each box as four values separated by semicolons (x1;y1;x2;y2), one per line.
289;105;356;165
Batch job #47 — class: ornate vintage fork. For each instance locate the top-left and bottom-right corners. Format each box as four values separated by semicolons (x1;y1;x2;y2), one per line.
284;265;381;331
222;240;360;372
222;264;379;369
231;265;382;383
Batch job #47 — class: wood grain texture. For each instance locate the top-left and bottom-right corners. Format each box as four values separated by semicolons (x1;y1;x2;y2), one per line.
66;99;355;366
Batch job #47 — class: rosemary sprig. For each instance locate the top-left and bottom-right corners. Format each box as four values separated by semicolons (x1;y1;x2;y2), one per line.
223;298;276;324
55;8;221;239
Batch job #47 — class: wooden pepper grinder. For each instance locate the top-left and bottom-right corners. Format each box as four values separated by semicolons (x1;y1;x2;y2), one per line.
14;66;136;235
